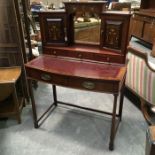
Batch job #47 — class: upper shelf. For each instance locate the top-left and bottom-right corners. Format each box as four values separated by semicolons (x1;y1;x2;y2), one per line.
64;1;107;14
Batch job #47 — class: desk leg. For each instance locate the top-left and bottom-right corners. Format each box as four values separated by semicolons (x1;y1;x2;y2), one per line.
13;84;21;124
28;79;39;128
109;94;118;151
52;85;57;106
119;81;125;121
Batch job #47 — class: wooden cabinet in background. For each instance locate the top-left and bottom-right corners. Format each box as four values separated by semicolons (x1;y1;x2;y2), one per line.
130;11;155;44
130;0;155;45
0;0;29;122
140;0;155;9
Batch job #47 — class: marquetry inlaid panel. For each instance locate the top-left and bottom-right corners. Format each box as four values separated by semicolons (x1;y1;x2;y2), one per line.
39;11;67;46
104;21;122;49
46;18;65;42
101;11;131;57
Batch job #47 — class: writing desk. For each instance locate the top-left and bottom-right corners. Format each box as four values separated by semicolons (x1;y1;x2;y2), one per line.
25;54;127;150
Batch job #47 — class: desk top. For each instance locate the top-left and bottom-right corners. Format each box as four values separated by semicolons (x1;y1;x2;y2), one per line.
25;55;126;82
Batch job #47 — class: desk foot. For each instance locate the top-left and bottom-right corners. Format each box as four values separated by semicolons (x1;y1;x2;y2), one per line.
109;143;114;151
54;102;58;106
34;123;39;128
53;85;57;106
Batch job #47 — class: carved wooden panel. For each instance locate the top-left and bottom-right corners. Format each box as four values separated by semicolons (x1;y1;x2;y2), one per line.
46;18;65;43
39;12;67;47
101;11;131;57
104;21;122;49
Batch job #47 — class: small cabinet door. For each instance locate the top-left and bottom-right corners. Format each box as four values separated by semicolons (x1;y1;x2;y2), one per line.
101;20;123;50
100;11;131;56
39;12;68;47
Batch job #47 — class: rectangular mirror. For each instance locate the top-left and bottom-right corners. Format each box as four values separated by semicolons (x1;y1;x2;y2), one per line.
74;13;101;45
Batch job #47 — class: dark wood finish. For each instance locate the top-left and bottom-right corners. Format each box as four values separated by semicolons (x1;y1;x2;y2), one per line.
39;11;67;47
140;0;155;9
101;11;131;59
27;1;130;150
39;2;131;64
146;126;155;155
25;55;126;93
25;55;127;150
20;0;32;60
13;0;30;102
43;45;125;63
0;0;25;66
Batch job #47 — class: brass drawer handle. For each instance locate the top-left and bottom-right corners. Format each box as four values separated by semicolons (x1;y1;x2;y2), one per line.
53;51;57;55
82;81;95;90
41;74;52;81
107;57;110;61
78;54;82;58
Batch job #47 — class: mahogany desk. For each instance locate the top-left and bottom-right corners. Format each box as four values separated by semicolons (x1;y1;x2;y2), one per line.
25;54;127;150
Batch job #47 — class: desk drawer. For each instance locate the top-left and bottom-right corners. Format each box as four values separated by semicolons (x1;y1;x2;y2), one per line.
26;68;68;86
45;49;69;57
44;48;94;60
68;77;117;93
67;51;94;60
93;54;124;63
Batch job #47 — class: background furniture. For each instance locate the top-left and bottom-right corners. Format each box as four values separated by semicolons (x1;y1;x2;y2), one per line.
0;67;25;123
130;10;155;44
140;0;155;9
0;0;29;98
127;0;155;124
146;126;155;155
130;0;155;44
126;37;155;124
0;0;30;121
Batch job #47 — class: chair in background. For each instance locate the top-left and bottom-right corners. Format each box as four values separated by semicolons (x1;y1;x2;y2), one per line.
126;43;155;125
